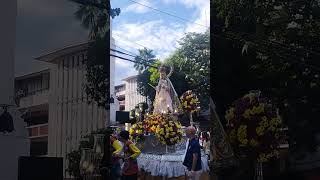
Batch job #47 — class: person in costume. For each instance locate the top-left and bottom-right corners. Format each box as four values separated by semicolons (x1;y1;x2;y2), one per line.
100;133;123;180
110;134;123;180
118;130;141;180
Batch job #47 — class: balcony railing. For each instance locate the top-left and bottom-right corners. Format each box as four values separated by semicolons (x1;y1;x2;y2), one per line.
18;89;49;108
27;123;48;138
17;88;49;97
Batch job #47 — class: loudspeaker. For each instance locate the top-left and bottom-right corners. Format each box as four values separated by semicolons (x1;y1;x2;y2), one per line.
18;156;63;180
116;111;129;123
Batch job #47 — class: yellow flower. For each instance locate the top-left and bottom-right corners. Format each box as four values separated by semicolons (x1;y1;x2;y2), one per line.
259;118;268;129
225;108;235;121
256;126;264;136
239;139;248;147
184;101;188;106
250;139;258;147
243;109;251;119
258;153;268;162
229;129;237;142
237;125;248;145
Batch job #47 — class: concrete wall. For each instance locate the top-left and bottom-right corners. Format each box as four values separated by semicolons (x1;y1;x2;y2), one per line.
0;0;16;105
0;1;30;180
0;135;29;180
110;37;117;124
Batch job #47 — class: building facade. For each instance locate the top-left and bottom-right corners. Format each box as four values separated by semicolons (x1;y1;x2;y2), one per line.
123;75;146;111
15;69;50;156
34;42;110;176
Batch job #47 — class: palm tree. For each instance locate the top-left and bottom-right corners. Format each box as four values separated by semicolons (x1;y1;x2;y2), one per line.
70;0;120;39
69;0;120;109
134;48;156;73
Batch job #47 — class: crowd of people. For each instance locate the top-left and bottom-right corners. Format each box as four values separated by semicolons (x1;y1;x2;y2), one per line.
106;126;206;180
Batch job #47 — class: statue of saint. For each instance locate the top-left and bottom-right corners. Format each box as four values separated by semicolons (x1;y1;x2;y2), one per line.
153;65;181;114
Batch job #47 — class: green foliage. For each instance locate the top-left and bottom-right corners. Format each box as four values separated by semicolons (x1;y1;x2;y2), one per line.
165;30;210;109
134;48;156;73
134;31;210;109
134;50;159;102
85;34;110;109
149;61;161;84
71;0;120;110
66;150;82;179
66;127;113;178
70;0;120;39
212;1;320;153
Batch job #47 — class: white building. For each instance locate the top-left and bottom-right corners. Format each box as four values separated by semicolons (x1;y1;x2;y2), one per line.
15;69;50;156
115;84;125;111
122;75;146;111
29;40;115;176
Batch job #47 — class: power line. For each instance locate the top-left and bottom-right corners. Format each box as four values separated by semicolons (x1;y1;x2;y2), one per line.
111;48;136;59
111;43;139;57
127;0;208;29
110;53;158;69
110;48;158;68
113;33;150;50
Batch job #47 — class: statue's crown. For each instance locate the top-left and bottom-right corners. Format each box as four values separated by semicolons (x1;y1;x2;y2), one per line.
158;65;167;72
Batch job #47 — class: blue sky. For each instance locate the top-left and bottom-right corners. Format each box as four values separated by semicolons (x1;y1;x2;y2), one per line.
111;0;210;85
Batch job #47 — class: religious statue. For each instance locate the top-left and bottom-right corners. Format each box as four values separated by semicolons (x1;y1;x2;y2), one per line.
153;65;181;114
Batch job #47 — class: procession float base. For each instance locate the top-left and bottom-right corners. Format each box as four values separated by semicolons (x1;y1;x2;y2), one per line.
137;134;178;154
136;136;210;179
138;171;210;180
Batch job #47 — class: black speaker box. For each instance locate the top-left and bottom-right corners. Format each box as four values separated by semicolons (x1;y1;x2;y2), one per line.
116;111;130;123
18;156;63;180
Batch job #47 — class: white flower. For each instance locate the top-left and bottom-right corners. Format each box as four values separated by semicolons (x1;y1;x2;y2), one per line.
274;6;282;10
294;14;303;20
287;21;301;29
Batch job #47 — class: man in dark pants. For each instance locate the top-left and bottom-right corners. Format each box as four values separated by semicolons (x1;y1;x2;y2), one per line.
183;126;202;180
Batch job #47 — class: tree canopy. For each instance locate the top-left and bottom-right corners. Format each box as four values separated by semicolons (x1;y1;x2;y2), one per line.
212;0;320;152
70;0;120;109
165;30;210;109
134;30;210;110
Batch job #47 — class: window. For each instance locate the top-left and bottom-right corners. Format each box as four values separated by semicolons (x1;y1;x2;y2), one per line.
30;137;48;156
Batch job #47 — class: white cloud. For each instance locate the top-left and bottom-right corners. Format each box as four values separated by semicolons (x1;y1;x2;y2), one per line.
115;58;132;68
123;0;153;14
160;0;210;33
113;20;185;60
112;0;210;83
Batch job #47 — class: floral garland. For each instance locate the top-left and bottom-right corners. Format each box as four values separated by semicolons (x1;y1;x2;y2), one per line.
129;122;145;142
180;90;201;113
225;91;282;163
143;114;167;133
155;116;183;146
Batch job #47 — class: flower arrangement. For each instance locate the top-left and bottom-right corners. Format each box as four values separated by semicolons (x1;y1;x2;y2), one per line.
225;91;282;163
143;114;167;133
180;90;201;113
155;116;183;146
129;122;145;142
